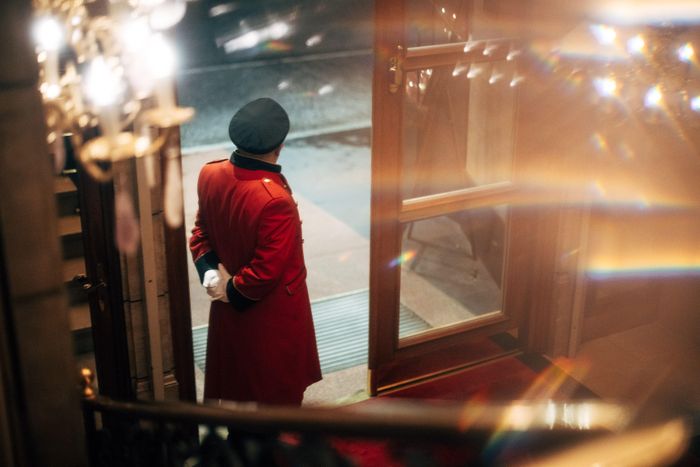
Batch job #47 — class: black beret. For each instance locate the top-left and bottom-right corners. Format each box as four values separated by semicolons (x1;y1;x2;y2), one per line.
228;98;290;154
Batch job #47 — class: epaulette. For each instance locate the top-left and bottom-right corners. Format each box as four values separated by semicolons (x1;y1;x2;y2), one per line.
205;158;227;165
260;177;288;199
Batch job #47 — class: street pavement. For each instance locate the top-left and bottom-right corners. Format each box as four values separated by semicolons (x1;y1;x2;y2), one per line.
176;50;372;150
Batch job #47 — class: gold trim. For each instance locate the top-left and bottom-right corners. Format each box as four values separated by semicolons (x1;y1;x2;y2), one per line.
400;182;515;222
397;312;506;349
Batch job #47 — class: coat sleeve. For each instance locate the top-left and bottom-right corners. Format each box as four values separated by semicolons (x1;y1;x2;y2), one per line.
189;170;220;283
231;196;297;302
189;209;221;283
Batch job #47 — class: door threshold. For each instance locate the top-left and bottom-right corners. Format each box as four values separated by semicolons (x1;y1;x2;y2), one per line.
376;348;523;396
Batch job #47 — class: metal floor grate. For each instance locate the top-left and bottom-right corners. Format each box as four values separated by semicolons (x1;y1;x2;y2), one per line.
192;288;429;375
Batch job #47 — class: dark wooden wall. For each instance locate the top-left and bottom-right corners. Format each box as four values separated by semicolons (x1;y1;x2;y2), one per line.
0;0;88;465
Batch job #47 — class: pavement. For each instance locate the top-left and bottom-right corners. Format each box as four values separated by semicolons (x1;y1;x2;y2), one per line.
176;50;373;151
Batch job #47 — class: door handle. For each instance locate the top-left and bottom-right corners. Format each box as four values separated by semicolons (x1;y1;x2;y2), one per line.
72;274;105;294
389;45;404;93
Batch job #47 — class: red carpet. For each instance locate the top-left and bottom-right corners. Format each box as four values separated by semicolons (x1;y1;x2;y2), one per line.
331;355;595;466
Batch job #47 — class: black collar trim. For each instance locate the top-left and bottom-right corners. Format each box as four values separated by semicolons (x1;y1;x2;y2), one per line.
230;151;281;173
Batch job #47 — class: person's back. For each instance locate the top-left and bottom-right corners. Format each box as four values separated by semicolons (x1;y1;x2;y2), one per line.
190;98;321;406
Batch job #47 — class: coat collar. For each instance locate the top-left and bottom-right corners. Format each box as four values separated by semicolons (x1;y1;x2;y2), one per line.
229;150;292;193
230;151;282;173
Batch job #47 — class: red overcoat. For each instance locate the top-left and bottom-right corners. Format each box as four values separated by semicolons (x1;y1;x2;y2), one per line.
189;155;321;405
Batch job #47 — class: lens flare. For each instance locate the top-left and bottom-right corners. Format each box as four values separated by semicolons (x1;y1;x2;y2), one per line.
507;48;521;61
306;34;323;47
389;250;416;268
691;95;700;112
627;35;645;55
588;258;700;279
318;84;334;95
593;77;617;97
590;24;617;45
268;21;289;40
467;65;483;79
591;133;608;152
678;43;694;63
644;85;663;108
510;76;524;87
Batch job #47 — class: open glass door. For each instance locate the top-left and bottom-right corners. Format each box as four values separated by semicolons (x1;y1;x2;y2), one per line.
369;0;528;394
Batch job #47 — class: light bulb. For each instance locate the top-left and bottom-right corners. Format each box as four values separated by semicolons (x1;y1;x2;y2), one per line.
147;34;177;79
85;57;122;107
121;17;151;52
149;0;187;30
33;16;63;51
147;34;177;110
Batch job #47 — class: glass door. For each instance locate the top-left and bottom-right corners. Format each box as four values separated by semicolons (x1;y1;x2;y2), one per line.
369;0;528;394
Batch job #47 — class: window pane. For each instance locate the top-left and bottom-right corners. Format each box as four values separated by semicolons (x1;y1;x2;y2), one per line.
401;60;517;200
405;0;516;47
398;206;507;339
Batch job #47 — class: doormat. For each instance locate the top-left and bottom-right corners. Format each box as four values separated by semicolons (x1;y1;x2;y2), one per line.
192;289;430;374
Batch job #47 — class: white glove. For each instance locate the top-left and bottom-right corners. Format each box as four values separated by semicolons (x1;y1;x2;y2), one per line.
207;263;233;303
202;269;220;288
203;268;224;301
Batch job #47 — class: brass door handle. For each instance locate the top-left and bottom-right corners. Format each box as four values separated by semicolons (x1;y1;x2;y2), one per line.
389;45;404;93
72;274;105;293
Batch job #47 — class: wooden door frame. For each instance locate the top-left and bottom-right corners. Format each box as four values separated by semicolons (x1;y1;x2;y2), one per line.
78;168;135;400
368;0;405;394
160;130;196;402
369;0;532;395
77;130;196;402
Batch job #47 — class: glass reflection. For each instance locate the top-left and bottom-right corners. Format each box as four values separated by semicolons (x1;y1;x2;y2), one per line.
398;206;507;338
405;0;517;48
401;61;517;200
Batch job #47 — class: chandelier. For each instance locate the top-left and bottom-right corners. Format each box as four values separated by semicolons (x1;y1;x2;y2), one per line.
32;0;193;181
